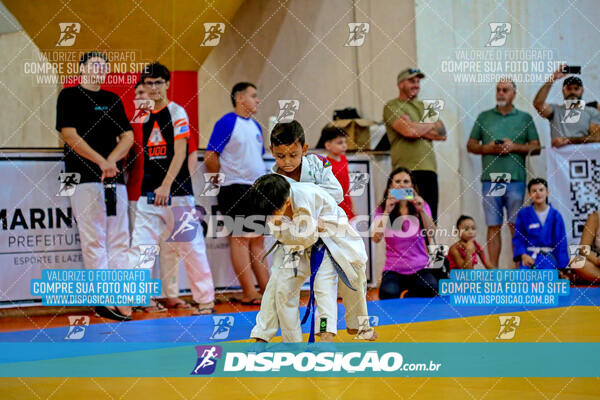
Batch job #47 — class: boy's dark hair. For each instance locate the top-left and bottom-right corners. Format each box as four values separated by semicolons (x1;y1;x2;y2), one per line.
527;177;548;192
135;80;144;89
231;82;256;107
321;125;346;143
249;174;291;216
456;215;474;228
79;51;108;65
140;61;170;83
271;120;305;147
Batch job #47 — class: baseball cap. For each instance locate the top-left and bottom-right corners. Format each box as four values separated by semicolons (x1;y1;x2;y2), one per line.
397;68;425;83
563;76;583;87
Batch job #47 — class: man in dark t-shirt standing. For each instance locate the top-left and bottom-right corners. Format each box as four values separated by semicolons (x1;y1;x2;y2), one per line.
129;62;215;315
56;51;133;320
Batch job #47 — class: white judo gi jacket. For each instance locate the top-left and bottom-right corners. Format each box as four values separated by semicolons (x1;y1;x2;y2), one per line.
269;182;367;289
271;153;344;204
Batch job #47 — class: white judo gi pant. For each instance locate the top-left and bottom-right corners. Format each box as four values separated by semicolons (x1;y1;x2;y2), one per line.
129;195;214;304
70;182;129;269
129;201;180;298
251;246;338;342
330;264;369;331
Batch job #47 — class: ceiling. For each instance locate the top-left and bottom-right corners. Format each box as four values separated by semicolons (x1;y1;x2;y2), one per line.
0;1;21;34
2;0;244;70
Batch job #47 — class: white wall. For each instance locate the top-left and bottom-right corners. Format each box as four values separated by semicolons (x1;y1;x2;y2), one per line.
0;31;60;147
197;0;417;148
415;0;600;266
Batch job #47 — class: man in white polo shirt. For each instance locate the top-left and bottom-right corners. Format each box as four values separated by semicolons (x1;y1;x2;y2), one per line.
204;82;268;305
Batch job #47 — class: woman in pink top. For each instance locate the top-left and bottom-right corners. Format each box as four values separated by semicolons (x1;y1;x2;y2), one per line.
372;167;438;298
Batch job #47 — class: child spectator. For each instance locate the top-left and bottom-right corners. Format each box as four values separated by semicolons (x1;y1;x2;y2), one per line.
320;126;357;220
448;215;493;269
512;178;569;269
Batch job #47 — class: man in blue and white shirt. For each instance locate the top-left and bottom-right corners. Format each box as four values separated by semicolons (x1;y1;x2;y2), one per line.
204;82;268;305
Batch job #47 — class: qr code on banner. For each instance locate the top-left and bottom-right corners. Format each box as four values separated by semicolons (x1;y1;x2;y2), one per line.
569;159;600;238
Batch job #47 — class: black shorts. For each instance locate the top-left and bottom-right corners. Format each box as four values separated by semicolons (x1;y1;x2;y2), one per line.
217;184;265;235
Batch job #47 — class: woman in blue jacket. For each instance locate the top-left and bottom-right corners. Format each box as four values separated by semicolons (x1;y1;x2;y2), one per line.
512;178;569;269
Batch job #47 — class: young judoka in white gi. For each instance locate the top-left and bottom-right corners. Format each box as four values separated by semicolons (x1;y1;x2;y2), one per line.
251;121;375;341
249;174;370;342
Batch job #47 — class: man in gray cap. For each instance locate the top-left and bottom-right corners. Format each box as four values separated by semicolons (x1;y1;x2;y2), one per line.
383;67;447;221
533;64;600;147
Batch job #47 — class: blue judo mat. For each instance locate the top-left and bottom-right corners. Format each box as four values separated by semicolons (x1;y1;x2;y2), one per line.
0;287;597;343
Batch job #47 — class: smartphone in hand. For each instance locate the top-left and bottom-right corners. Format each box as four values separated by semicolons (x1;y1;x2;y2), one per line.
390;188;415;200
561;65;581;74
147;192;172;205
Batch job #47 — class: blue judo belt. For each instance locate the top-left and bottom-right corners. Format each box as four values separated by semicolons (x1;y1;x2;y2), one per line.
300;239;356;343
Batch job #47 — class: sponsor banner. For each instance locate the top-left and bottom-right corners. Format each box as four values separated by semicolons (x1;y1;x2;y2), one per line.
0;154;82;302
0;342;597;377
546;144;600;245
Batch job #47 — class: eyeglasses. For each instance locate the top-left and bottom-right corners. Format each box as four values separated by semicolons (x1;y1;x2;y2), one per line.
144;80;166;88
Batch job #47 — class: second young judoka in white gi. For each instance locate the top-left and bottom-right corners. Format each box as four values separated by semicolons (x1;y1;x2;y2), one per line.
252;121;374;341
249;174;372;342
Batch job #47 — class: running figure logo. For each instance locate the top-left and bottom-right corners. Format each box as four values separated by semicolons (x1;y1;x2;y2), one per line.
57;172;81;196
485;22;511;47
134;245;160;269
348;172;370;196
568;245;590;269
562;100;585;123
354;315;379;339
65;315;90;340
191;345;222;375
487;172;511;197
281;245;305;273
201;173;225;197
496;316;520;340
277;100;299;123
209;316;235;340
168;206;202;242
130;99;154;124
427;245;449;269
345;23;370;47
200;23;225;46
420;100;445;123
56;23;80;47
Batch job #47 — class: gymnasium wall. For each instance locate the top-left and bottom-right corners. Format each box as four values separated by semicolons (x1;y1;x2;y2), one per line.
414;0;600;264
0;30;60;148
197;0;418;148
0;0;418;150
5;0;599;268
